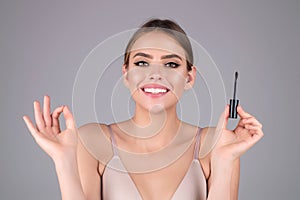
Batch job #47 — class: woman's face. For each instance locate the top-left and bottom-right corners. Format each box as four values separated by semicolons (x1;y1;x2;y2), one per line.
123;31;196;113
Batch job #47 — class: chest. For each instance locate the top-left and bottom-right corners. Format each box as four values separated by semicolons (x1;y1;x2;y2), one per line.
129;145;195;200
101;125;209;199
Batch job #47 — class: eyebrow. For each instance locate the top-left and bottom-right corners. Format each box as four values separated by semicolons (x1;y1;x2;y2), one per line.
133;52;153;59
161;54;182;61
133;52;182;60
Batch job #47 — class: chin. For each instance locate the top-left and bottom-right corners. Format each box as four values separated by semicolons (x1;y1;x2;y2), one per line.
148;104;166;114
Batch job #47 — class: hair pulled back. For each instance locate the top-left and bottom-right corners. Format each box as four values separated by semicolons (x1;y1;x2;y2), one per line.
124;18;194;71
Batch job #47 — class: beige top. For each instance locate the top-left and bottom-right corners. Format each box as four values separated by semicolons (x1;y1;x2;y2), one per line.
102;125;206;200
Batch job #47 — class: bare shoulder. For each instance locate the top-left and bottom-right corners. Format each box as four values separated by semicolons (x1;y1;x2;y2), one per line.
78;122;109;146
197;126;217;179
199;126;218;159
77;123;107;197
180;123;216;139
78;122;108;135
180;121;203;137
199;126;217;142
77;123;114;166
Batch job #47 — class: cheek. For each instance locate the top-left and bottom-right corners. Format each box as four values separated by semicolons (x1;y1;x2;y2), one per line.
126;68;146;91
165;70;187;98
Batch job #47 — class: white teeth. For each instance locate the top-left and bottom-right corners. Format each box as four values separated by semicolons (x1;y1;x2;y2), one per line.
143;88;167;94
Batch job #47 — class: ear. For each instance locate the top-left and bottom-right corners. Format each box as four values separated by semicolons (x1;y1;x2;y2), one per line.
122;64;129;88
184;66;197;90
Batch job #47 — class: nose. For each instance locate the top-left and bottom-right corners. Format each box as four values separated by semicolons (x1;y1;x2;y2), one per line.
149;73;162;81
148;65;163;81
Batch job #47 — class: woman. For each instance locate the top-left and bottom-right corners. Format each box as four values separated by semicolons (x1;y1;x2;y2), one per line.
23;19;263;200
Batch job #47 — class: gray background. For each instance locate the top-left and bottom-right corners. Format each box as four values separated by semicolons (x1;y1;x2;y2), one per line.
1;0;299;199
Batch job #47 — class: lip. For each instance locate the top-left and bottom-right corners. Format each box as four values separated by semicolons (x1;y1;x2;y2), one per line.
140;83;170;98
140;83;170;90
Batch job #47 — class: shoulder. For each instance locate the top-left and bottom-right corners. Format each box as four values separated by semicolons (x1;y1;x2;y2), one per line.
77;123;114;164
197;126;217;179
199;126;217;159
78;123;109;148
181;123;215;139
78;122;108;134
199;126;216;138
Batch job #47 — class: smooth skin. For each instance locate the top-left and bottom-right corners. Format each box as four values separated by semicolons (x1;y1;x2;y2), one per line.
23;32;263;200
23;96;263;200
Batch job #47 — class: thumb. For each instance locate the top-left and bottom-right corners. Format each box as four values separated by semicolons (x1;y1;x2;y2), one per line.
63;106;76;130
216;104;229;131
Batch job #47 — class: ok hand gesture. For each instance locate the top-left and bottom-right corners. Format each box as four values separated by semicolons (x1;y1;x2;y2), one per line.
23;96;78;162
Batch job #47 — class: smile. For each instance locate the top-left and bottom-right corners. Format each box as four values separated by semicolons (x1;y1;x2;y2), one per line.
142;88;168;94
140;84;170;97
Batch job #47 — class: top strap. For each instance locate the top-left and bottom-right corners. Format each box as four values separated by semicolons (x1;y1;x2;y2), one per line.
193;127;202;159
107;124;119;156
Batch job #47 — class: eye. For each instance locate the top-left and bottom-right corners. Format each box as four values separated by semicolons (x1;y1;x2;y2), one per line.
165;62;180;68
134;61;149;67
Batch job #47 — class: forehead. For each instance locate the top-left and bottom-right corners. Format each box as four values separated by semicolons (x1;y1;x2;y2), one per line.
130;31;186;58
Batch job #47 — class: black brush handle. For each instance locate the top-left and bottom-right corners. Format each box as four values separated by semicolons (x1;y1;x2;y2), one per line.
229;99;239;118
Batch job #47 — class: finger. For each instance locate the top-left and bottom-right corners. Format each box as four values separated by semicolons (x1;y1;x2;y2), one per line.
52;106;64;134
43;95;52;127
249;129;264;144
245;124;261;131
246;133;263;148
33;101;45;130
245;127;264;144
242;117;262;128
236;117;246;127
237;105;252;119
250;129;258;134
63;106;76;129
240;125;264;146
23;115;41;140
237;116;260;127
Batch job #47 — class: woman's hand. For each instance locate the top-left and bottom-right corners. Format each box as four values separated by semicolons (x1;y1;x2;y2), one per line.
23;95;78;162
212;104;264;163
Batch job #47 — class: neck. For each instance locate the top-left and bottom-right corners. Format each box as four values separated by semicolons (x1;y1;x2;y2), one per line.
119;104;182;152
